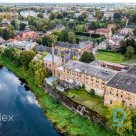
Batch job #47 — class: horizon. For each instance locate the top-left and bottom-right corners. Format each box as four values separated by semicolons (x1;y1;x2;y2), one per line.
0;0;136;4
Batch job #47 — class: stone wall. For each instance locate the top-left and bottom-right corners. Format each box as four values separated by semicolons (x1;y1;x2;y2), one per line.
44;82;108;127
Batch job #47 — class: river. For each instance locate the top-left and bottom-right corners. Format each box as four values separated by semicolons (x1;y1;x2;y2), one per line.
0;67;60;136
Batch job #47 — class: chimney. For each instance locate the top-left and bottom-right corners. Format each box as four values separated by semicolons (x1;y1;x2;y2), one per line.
52;43;55;76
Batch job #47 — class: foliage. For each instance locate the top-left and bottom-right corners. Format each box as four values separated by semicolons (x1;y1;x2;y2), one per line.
108;101;132;136
58;29;68;42
19;23;26;31
95;10;104;21
68;31;76;43
1;28;15;40
80;52;95;63
125;46;135;59
37;13;44;18
119;38;136;55
11;20;18;30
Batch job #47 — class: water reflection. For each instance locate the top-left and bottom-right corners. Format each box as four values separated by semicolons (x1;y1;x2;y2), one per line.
0;67;60;136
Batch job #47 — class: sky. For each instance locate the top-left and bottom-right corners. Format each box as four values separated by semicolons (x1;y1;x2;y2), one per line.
0;0;136;3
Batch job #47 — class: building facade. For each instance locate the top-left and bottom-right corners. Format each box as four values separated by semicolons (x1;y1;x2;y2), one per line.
104;66;136;108
55;61;116;97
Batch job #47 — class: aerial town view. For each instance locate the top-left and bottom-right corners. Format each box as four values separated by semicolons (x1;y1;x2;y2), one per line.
0;0;136;136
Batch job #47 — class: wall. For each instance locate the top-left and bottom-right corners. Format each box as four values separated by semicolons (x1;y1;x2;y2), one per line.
44;82;108;127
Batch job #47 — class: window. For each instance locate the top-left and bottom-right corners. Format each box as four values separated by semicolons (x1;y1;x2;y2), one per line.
110;100;112;104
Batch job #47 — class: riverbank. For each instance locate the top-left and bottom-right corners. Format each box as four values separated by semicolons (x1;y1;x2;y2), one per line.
0;55;114;136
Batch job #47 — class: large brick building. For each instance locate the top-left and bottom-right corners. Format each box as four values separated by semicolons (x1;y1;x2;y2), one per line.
55;60;116;96
104;65;136;108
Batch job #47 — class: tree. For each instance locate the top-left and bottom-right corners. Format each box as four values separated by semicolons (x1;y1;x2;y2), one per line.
125;46;134;59
37;13;44;18
76;25;86;32
119;40;127;54
78;12;87;22
95;10;104;21
19;23;26;31
68;31;76;43
11;20;18;30
20;50;36;68
80;52;95;63
58;29;68;42
133;28;136;36
114;12;121;21
2;29;15;40
29;60;47;85
108;101;132;136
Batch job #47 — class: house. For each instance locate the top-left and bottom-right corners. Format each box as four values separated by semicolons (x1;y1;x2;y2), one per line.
54;24;65;31
95;28;112;39
1;18;10;27
98;39;109;50
88;28;112;39
103;11;115;20
55;60;116;96
7;41;37;50
43;54;63;71
17;31;39;40
55;41;93;55
119;28;134;35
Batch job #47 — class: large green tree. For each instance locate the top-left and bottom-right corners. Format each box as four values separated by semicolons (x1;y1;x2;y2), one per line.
125;46;135;59
80;52;95;63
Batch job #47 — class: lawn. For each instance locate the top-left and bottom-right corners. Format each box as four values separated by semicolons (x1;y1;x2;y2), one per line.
96;51;136;64
125;55;136;63
96;51;124;63
66;89;108;118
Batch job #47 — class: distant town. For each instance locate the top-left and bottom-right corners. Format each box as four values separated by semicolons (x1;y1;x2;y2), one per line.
0;2;136;136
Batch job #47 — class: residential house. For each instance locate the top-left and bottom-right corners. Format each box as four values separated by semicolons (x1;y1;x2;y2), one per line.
7;41;37;50
55;41;93;55
119;28;134;35
17;31;39;40
95;28;112;39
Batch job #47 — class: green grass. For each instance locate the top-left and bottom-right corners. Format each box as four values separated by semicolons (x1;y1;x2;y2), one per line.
96;51;124;63
96;51;136;64
125;55;136;63
66;89;108;117
0;55;114;136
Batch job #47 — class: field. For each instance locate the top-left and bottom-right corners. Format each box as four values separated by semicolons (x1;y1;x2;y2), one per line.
66;89;108;117
96;50;136;64
96;51;124;63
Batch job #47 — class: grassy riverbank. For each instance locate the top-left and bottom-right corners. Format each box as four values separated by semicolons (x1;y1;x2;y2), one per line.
0;55;114;136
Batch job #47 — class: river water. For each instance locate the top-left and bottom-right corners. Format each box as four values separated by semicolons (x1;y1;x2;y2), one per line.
0;67;60;136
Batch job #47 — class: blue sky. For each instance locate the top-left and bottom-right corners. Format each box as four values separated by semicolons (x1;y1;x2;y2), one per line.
0;0;136;3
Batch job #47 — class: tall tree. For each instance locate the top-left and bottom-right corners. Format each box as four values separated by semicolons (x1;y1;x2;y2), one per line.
19;23;26;31
68;31;76;43
125;46;134;59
